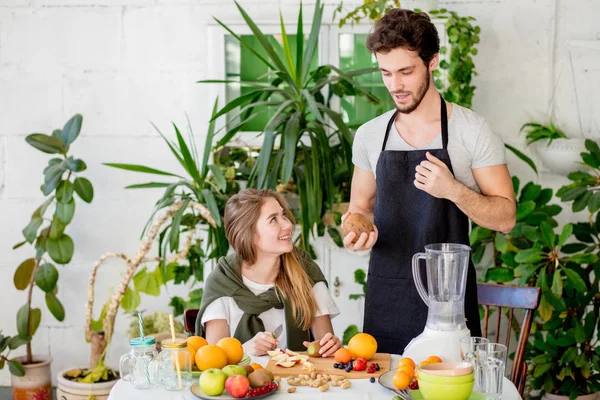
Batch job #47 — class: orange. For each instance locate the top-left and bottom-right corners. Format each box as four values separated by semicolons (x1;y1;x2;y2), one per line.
397;357;416;370
397;365;415;380
217;337;244;365
425;355;443;364
334;348;352;364
195;344;228;371
186;336;208;361
392;371;411;389
347;333;378;360
250;363;263;370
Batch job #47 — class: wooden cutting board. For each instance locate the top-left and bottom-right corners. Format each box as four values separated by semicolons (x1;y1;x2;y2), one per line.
265;352;391;379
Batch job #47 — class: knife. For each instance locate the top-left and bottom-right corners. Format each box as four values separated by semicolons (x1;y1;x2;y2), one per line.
271;324;283;339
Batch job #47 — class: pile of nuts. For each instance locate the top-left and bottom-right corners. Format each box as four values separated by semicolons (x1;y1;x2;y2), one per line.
286;371;352;393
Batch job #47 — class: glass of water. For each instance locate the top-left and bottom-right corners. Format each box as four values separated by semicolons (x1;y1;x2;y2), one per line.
482;343;507;399
459;336;490;391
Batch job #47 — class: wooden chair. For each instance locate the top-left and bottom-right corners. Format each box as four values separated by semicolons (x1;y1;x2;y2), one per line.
184;308;200;334
477;283;541;396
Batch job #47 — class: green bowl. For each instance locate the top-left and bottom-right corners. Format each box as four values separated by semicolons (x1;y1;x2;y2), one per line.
419;371;474;384
418;378;474;400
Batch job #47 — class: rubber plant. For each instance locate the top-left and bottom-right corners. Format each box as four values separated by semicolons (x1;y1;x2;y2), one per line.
2;114;93;376
200;0;379;253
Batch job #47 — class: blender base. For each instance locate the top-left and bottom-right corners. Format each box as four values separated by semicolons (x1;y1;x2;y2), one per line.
402;327;471;364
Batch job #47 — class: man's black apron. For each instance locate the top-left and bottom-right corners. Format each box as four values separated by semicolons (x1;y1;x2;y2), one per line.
363;96;482;354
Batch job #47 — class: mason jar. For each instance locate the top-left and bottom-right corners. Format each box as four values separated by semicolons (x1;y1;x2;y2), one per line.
118;336;158;389
155;338;193;390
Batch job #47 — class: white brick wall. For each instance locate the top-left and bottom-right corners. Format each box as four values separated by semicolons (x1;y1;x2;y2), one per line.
0;0;599;387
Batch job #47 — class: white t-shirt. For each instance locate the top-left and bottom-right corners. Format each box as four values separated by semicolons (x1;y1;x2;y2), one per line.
201;276;340;352
352;104;507;192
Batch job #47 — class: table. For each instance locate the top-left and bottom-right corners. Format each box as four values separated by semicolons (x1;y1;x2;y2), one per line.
107;355;522;400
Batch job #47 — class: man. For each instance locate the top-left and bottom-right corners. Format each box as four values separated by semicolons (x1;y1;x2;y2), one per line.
343;9;516;354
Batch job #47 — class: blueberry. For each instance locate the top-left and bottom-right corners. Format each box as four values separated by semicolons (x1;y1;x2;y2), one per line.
370;377;375;383
375;364;380;371
345;364;353;372
333;363;339;368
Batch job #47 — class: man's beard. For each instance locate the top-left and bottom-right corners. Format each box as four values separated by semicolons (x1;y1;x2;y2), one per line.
392;70;430;114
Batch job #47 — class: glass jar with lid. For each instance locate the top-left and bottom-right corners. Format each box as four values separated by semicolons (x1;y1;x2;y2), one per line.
118;336;158;389
154;338;193;390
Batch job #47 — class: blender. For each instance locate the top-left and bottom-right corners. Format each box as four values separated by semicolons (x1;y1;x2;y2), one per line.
402;243;472;363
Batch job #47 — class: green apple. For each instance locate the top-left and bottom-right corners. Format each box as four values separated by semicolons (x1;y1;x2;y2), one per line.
199;368;227;396
222;364;247;377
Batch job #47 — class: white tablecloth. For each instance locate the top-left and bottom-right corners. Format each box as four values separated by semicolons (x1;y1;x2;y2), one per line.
108;354;522;400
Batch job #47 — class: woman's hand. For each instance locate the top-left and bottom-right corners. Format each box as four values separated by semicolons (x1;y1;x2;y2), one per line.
246;331;279;356
303;332;342;357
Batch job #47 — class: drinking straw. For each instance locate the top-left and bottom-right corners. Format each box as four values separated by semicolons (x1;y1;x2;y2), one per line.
138;312;152;385
169;314;182;389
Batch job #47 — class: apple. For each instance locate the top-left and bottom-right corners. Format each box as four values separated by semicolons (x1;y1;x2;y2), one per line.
225;374;250;398
222;364;247;377
199;368;227;396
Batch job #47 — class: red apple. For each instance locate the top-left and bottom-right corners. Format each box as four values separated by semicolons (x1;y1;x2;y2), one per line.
225;375;250;398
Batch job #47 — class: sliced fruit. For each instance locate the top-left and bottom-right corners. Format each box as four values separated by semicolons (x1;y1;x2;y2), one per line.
276;361;296;368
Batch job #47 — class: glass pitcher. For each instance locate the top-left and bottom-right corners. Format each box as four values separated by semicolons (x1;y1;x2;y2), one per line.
412;243;471;331
119;336;157;389
154;338;193;391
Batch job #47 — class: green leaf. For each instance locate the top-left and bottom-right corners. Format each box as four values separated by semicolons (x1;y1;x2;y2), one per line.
515;248;544;264
7;336;29;350
74;177;94;203
208;165;227;192
201;98;219;178
61;114;82;145
551;269;563;297
45;292;65;321
121;286;140;313
558;224;573;247
13;241;26;250
42;160;67;195
573;190;592;212
66;157;86;172
56;199;75;224
14;258;36;290
538;294;552;322
55;180;74;203
49;214;66;239
568;253;598;264
25;134;66;154
560;347;577;364
133;267;162;297
281;113;301;185
487;267;514;283
35;263;58;292
8;360;25;377
342;324;359;345
561;243;587;254
279;13;296;81
46;234;74;264
172;123;203;184
125;182;173;189
564;268;587;292
201;189;222;227
104;163;184;178
588;191;600;213
520;182;542;202
505;144;538;174
574;319;585;343
29;308;41;337
32;196;55;218
534;363;552;378
540;221;556;247
561;186;587;202
22;216;43;243
494;233;509;252
169;199;189;252
516;200;536;221
17;304;29;337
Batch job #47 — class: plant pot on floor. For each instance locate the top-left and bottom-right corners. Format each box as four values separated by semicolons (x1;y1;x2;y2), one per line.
542;392;600;400
11;355;53;400
534;138;590;176
56;368;119;400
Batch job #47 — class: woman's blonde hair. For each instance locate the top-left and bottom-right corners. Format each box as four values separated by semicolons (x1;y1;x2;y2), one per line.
224;189;317;330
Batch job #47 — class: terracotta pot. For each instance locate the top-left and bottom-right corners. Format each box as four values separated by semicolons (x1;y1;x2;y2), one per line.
56;368;119;400
543;392;600;400
11;355;53;400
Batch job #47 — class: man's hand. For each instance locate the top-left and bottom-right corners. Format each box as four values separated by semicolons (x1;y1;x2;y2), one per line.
341;212;378;251
414;152;457;199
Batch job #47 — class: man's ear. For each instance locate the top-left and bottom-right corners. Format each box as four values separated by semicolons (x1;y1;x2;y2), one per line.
429;53;440;71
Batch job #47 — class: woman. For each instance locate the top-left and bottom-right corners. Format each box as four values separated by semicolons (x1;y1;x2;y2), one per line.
195;189;342;357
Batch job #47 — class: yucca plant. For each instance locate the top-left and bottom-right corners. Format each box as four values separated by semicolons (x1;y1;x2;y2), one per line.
201;0;379;251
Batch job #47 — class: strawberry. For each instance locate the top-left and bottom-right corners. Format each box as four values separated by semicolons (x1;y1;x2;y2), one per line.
354;357;367;371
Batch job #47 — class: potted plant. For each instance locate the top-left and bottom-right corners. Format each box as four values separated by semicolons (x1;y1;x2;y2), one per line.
2;114;93;400
520;121;589;177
